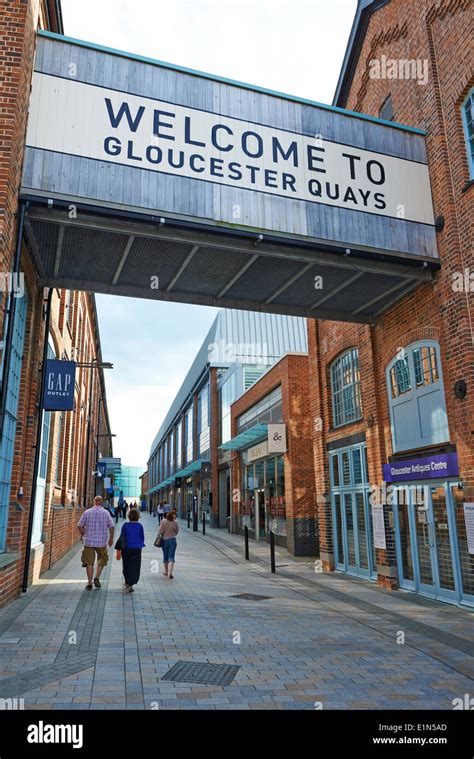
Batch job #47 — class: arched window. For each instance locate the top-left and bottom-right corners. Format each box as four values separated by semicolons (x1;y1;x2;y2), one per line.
386;340;449;452
330;348;362;428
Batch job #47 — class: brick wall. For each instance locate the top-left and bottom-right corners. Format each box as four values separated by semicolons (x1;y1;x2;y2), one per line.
309;0;474;588
0;0;112;604
230;353;317;555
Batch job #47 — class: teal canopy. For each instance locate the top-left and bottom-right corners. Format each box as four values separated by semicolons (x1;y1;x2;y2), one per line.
218;423;268;451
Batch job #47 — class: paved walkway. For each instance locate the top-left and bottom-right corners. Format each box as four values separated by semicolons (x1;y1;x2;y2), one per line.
0;513;472;710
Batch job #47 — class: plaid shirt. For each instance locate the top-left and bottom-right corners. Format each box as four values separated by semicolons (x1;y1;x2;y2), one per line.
78;506;114;547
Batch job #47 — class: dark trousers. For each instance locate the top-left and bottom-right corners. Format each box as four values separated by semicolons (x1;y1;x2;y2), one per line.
122;548;142;586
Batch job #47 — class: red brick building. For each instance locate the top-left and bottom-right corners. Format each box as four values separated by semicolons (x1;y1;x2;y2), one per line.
308;0;473;605
228;352;317;555
0;1;113;606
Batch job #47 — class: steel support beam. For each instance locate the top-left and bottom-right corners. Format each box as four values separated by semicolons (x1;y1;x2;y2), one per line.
36;273;375;324
53;225;65;277
265;262;313;304
351;277;411;315
217;254;259;298
166;245;199;292
112;234;135;285
26;207;435;282
310;270;364;309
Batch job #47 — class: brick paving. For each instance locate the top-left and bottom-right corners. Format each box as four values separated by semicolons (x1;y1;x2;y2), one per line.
0;513;472;710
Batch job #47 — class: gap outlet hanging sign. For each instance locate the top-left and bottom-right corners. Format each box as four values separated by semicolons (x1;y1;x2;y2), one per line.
42;359;76;411
25;71;434;225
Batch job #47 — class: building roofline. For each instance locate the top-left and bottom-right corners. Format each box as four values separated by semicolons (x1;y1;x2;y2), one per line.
37;27;424;136
333;0;391;108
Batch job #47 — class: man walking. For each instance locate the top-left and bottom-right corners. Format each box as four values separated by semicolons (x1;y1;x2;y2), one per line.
77;495;115;591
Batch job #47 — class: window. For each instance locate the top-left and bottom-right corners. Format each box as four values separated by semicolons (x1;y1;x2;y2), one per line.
198;383;210;457
389;353;411;398
379;95;394;122
219;373;236;445
176;422;182;469
386;341;448;453
330;349;362;428
169;429;174;474
243;366;267;390
462;89;474;177
184;405;193;464
65;290;72;327
55;412;63;485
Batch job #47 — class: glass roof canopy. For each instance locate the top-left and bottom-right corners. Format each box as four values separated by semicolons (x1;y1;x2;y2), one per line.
219;423;268;451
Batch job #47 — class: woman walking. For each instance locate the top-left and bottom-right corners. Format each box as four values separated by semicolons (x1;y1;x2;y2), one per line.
157;502;164;523
158;510;179;579
119;509;145;592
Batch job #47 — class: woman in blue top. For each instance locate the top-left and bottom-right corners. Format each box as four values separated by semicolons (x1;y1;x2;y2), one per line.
120;509;145;593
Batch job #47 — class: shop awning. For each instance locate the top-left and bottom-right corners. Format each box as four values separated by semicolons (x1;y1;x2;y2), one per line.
219;424;268;451
174;460;204;478
146;459;205;493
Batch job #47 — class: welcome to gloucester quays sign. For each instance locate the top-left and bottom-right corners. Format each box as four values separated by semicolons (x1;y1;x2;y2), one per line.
26;72;434;226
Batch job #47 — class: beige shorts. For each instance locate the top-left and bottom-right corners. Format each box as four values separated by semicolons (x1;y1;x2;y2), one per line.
81;546;109;567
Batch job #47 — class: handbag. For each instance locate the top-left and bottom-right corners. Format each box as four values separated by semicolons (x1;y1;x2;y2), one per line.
115;525;126;551
154;531;163;548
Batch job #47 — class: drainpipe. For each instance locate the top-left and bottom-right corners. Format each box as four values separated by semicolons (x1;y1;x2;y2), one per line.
0;200;27;443
22;286;53;593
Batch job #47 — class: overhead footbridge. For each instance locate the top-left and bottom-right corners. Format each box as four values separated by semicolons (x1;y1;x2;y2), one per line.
21;31;438;323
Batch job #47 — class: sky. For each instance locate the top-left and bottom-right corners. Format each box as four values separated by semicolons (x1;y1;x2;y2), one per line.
60;0;357;468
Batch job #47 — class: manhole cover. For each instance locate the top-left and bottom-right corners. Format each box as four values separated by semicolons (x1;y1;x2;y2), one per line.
230;593;272;601
161;661;240;686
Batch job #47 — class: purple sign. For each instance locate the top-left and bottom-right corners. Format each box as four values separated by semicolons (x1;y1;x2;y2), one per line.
383;453;459;483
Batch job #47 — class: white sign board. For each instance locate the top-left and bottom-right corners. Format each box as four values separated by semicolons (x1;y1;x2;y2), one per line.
371;504;386;550
247;440;268;463
267;424;287;454
25;72;434;225
463;503;474;555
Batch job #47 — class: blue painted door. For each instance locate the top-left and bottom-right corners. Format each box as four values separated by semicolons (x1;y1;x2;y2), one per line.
394;483;462;604
330;444;375;579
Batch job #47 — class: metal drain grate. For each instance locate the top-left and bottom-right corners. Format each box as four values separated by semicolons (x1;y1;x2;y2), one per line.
161;661;240;686
230;593;272;601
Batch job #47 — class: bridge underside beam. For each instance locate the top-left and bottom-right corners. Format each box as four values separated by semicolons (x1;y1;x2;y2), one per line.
24;201;436;325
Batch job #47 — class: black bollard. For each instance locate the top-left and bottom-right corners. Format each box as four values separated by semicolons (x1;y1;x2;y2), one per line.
193;507;198;532
202;511;206;535
244;525;249;560
187;510;191;528
270;531;276;573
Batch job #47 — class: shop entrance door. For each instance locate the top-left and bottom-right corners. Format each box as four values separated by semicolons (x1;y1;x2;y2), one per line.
330;444;374;579
393;484;459;603
335;492;373;577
